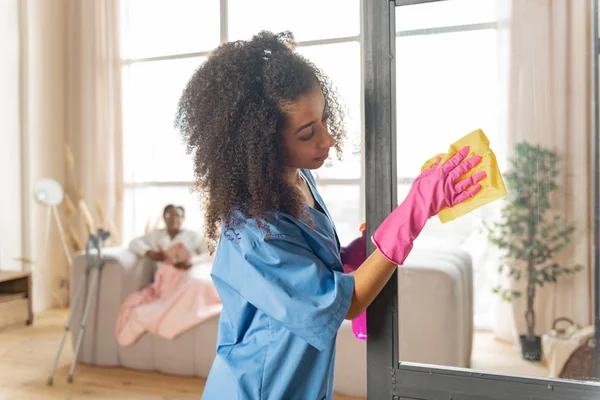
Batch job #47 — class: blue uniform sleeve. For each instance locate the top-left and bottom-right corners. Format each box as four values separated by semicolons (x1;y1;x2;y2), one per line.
240;233;355;351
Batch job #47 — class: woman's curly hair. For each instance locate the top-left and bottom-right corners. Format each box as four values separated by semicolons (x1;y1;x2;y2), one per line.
175;31;346;250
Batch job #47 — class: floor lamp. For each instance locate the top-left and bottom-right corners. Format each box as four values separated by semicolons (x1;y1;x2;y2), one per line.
33;178;72;267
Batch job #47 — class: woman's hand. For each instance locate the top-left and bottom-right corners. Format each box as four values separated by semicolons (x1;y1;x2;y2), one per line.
411;145;486;217
145;250;165;262
340;229;366;273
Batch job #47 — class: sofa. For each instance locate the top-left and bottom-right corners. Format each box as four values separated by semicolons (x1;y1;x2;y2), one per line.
69;244;473;398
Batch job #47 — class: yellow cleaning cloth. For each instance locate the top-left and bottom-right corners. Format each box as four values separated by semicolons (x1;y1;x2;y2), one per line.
421;129;507;224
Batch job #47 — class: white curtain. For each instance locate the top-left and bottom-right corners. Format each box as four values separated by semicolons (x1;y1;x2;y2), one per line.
492;0;593;342
64;0;124;253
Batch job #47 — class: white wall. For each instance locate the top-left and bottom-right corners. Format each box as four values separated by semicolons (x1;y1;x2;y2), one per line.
0;0;23;272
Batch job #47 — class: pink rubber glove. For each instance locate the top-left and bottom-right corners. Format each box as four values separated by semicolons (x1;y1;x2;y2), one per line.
372;145;486;265
340;229;367;272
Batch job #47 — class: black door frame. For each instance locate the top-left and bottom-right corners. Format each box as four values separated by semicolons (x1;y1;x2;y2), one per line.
363;0;600;398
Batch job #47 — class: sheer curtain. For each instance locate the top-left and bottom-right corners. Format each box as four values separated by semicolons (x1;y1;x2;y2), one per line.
492;0;593;342
65;0;124;251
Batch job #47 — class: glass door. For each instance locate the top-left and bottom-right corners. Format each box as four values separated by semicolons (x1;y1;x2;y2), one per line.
363;0;600;398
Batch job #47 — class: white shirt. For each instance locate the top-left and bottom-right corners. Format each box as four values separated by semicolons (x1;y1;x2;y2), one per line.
128;228;210;267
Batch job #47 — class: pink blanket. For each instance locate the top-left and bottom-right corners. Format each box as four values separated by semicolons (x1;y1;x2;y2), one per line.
115;262;222;346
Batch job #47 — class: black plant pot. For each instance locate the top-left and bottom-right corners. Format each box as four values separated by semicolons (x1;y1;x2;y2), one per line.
519;335;542;362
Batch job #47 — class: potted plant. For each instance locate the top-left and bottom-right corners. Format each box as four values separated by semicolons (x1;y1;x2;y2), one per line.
483;142;583;362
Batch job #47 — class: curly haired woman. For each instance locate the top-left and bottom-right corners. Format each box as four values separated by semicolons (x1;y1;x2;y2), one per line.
175;31;485;400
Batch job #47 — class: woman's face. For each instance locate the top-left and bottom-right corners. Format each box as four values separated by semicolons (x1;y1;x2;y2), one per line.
280;84;335;170
164;207;184;231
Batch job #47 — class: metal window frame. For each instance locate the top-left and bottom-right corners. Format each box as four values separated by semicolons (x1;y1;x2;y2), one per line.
364;0;600;398
124;178;363;189
123;177;419;189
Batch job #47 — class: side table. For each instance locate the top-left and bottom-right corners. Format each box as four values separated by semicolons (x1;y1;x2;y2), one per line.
0;271;33;330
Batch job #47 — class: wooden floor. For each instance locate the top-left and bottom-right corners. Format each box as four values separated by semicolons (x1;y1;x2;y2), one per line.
0;309;549;399
0;309;361;400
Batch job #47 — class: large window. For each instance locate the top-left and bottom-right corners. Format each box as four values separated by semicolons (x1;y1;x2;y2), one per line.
119;2;502;330
119;0;363;246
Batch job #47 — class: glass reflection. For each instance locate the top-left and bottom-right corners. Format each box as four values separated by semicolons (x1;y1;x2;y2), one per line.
395;0;598;384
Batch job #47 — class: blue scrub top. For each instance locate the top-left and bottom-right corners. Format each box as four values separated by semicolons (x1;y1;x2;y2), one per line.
202;169;355;400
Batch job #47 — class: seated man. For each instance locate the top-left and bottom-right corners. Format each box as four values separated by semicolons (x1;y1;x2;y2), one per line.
129;204;205;270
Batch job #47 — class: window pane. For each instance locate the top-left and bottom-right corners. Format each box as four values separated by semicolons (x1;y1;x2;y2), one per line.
122;57;205;183
123;186;204;245
396;0;498;32
316;184;361;246
396;30;503;180
395;28;503;338
227;0;360;42
120;0;220;59
297;42;362;180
